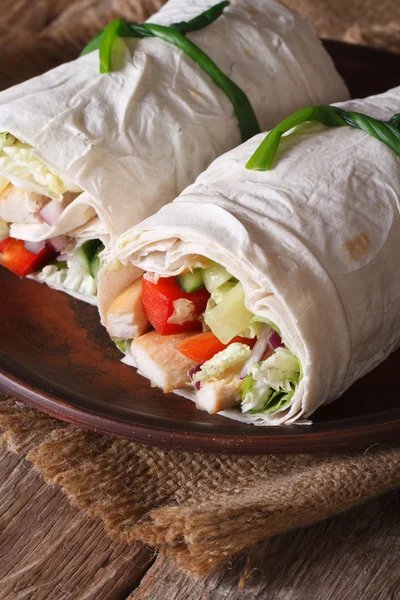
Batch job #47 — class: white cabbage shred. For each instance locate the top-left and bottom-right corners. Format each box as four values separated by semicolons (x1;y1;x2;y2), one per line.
0;134;80;201
193;343;251;384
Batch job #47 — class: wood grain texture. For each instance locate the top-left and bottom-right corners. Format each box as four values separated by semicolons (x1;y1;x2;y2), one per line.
129;492;400;600
1;441;399;599
0;446;156;599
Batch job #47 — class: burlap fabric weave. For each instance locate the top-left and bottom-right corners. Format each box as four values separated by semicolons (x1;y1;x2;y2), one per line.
1;393;399;577
0;0;400;579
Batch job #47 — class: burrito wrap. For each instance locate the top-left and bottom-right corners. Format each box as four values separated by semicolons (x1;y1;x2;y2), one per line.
100;87;400;425
0;0;347;246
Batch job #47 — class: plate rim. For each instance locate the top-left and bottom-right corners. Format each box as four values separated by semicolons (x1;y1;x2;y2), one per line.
2;366;400;455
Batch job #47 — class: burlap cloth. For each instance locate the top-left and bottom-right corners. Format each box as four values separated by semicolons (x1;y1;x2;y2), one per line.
1;0;400;580
1;394;399;578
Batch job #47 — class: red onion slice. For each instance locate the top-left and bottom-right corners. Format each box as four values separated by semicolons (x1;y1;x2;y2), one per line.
46;235;67;252
269;331;283;349
24;240;46;254
40;200;64;225
240;325;272;379
188;365;202;390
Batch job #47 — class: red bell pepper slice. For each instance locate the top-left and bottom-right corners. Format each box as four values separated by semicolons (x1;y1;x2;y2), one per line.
0;237;54;277
141;275;210;335
175;331;256;364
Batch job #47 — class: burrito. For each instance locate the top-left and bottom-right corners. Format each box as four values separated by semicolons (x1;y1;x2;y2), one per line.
0;0;348;304
98;86;400;425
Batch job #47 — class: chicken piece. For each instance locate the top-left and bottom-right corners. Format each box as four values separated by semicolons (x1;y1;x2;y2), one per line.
0;184;47;224
195;376;242;414
130;331;197;393
106;278;150;340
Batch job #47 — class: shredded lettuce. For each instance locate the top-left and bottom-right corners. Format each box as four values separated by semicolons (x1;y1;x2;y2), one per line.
190;259;301;415
237;320;263;339
0;133;80;201
241;373;256;397
251;348;299;390
204;281;255;344
193;343;251;384
202;280;236;323
202;265;276;342
202;261;232;292
41;264;97;296
209;279;237;305
40;239;105;296
241;347;301;414
41;249;97;296
112;338;129;353
250;316;281;336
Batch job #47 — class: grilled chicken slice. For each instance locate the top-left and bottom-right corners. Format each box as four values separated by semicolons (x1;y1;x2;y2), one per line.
195;375;242;414
130;331;197;393
106;278;149;340
0;184;47;224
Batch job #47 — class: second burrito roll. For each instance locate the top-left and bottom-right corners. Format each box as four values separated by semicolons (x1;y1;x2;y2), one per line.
98;86;400;426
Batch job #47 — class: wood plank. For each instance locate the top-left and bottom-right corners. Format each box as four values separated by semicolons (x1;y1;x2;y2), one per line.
1;445;399;600
0;446;155;600
130;491;400;600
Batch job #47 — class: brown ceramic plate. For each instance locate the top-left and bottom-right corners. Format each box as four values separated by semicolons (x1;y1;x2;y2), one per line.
1;42;400;454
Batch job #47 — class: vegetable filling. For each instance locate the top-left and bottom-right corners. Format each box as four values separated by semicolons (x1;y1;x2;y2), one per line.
108;260;302;416
0;133;103;296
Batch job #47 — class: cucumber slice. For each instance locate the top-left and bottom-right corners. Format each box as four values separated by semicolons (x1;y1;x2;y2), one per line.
202;261;232;292
79;239;105;279
51;243;100;296
90;242;105;279
177;269;204;292
75;246;91;272
90;255;101;279
81;239;103;261
211;280;237;304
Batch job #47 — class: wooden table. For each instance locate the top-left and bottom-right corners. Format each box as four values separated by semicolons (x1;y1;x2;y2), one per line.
1;445;399;599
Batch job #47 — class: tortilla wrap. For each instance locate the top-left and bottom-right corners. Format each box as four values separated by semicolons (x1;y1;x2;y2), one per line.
99;86;400;425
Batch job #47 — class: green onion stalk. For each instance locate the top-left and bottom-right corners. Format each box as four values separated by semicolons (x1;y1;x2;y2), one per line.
246;104;400;171
81;2;260;143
